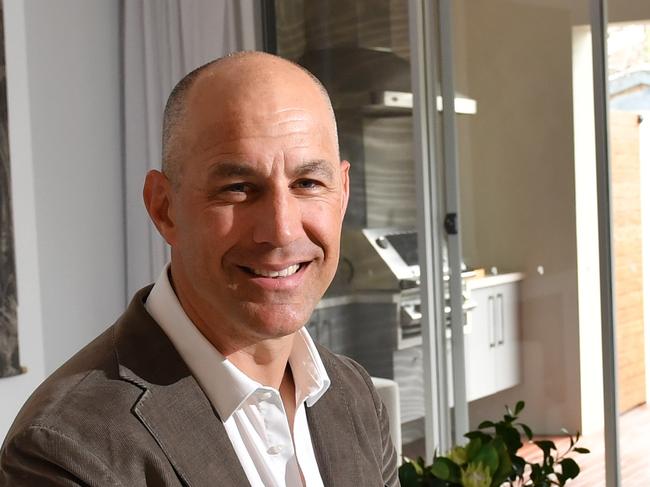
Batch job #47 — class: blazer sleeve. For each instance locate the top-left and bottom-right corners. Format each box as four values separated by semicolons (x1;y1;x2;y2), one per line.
342;357;400;487
0;425;123;487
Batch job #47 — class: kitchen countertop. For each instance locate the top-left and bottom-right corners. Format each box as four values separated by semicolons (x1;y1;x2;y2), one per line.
466;271;525;290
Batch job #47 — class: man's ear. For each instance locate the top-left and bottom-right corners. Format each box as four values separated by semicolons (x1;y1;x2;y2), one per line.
339;160;351;215
143;170;176;246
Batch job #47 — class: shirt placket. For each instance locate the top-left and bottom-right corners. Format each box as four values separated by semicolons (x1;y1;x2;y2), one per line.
256;389;296;483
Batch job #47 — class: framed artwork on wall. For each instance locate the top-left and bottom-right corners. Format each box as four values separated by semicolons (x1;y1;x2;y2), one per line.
0;2;21;379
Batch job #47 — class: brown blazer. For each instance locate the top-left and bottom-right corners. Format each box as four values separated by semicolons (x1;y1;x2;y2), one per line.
0;287;399;486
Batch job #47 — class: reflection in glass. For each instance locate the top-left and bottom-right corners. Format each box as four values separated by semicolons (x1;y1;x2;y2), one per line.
450;1;610;485
273;0;425;457
269;4;640;484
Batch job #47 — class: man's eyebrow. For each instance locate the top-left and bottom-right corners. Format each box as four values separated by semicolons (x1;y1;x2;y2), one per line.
294;160;335;180
207;161;257;178
206;159;336;180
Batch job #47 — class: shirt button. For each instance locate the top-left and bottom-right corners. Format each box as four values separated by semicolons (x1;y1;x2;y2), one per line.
267;445;284;455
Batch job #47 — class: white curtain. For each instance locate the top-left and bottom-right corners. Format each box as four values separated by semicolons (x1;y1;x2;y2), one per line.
122;0;259;297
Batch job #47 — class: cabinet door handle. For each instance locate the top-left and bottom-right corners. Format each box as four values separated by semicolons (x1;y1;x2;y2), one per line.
497;293;504;345
488;296;495;347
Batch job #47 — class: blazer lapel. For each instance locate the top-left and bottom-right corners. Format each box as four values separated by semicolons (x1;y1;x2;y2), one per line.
132;376;248;486
306;363;362;487
114;288;249;487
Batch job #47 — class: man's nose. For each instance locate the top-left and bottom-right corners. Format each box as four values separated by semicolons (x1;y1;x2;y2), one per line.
252;188;303;247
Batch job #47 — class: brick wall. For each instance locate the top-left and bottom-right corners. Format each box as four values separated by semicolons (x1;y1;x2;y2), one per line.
611;110;646;412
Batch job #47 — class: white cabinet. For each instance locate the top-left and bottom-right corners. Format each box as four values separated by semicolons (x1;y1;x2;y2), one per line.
492;282;521;391
465;286;496;401
465;275;522;401
394;274;522;422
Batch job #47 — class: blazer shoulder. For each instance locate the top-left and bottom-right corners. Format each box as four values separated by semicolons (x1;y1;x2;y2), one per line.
5;287;158;443
1;422;124;487
3;325;141;451
316;346;382;411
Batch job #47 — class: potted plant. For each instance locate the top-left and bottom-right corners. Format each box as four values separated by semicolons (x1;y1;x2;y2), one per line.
399;401;589;487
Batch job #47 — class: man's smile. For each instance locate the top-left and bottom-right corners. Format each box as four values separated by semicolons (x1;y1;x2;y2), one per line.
242;263;303;278
238;262;310;279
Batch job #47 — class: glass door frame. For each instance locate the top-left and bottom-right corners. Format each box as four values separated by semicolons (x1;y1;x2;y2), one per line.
408;0;453;457
591;0;621;485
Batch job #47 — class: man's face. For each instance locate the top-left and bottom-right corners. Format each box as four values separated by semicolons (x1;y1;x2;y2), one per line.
152;65;349;349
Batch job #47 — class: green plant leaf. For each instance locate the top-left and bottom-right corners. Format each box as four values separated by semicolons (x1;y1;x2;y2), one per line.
491;440;513;486
560;458;580;479
534;440;556;456
518;423;533;440
461;462;492;487
466;437;483;462
495;424;523;452
514;401;525;415
511;456;526;478
473;443;499;474
447;445;468;466
404;399;588;486
465;431;492;444
431;457;461;483
398;462;421;487
402;457;426;475
529;463;543;482
429;476;451;487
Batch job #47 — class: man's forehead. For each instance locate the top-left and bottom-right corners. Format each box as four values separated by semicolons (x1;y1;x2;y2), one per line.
193;107;323;139
182;73;334;146
186;74;325;120
187;119;336;169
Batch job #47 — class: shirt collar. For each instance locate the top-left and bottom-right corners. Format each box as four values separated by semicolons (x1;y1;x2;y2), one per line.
144;264;330;420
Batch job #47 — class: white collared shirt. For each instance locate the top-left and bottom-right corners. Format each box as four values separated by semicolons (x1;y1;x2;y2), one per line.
144;265;329;487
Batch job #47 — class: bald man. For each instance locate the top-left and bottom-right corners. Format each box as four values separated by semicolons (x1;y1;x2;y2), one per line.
0;53;399;487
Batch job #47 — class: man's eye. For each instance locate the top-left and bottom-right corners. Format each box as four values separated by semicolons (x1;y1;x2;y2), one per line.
294;179;320;190
208;182;254;203
225;182;249;193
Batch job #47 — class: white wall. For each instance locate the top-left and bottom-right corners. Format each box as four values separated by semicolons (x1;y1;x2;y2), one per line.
1;0;125;441
22;0;125;372
572;27;605;435
455;0;582;434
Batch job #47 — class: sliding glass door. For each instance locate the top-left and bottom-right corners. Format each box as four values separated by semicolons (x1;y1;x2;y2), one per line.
434;0;629;485
264;1;629;484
